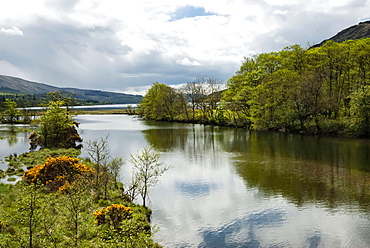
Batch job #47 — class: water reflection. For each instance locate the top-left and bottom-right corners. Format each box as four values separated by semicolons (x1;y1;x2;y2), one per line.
215;129;370;172
0;127;31;160
0;125;21;146
211;130;370;211
142;123;370;211
198;209;287;248
0;126;31;173
176;180;219;197
141;121;370;247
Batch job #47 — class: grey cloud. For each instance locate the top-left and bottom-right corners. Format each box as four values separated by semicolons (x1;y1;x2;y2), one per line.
0;17;231;93
0;19;134;89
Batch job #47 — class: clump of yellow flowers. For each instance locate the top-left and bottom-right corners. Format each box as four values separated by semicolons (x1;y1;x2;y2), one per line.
93;204;133;231
23;156;95;191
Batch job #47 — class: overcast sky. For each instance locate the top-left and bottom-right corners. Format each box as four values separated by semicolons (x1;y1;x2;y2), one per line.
0;0;369;95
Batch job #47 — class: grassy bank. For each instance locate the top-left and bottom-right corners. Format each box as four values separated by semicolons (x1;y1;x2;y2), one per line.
0;148;161;248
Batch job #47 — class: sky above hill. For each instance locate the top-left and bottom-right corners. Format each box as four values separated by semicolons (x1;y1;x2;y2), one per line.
0;0;369;95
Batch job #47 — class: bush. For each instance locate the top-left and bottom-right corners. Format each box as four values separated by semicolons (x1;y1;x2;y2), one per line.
93;204;133;231
23;156;95;191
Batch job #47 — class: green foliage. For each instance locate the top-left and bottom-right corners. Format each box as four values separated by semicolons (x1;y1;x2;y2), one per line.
222;38;370;136
1;99;20;124
349;85;370;137
139;82;183;121
138;38;370;137
0;150;161;247
29;100;83;150
139;77;224;125
7;148;81;171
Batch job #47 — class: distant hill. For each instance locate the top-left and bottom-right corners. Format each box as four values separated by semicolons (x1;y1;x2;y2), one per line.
0;75;142;104
312;20;370;48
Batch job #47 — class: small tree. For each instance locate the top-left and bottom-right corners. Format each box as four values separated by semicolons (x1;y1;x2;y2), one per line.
126;105;133;115
130;146;171;207
58;177;93;248
1;99;20;124
29;100;82;150
108;157;124;188
19;184;43;248
86;137;124;199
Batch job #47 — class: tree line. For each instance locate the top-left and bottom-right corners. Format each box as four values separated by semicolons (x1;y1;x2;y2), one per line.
0;92;90;110
139;38;370;138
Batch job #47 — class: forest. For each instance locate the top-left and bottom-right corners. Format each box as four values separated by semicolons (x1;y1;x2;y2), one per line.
139;38;370;138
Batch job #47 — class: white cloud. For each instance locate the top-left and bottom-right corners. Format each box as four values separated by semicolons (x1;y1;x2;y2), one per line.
264;0;298;6
273;10;290;15
0;26;23;36
122;85;152;96
274;36;289;44
176;58;201;66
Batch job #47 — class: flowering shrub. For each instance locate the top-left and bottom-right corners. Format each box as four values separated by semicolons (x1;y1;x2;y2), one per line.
93;204;133;231
23;156;95;191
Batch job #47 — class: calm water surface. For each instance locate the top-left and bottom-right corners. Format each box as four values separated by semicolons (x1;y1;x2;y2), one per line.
2;115;370;247
0;125;32;172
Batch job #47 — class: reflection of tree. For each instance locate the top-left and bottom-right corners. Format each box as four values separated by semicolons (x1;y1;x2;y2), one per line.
222;130;370;171
142;120;370;211
142;127;189;151
142;122;217;151
142;123;221;167
218;131;370;211
5;126;18;146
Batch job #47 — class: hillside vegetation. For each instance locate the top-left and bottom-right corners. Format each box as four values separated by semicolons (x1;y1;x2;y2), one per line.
0;75;142;105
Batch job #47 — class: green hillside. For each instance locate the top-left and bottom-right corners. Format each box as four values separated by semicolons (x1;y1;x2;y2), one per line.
0;75;142;104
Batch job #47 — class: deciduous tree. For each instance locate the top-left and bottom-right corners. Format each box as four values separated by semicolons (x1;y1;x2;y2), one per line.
29;100;82;150
130;146;171;207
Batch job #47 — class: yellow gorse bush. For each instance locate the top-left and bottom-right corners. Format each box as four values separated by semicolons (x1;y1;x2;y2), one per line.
23;156;95;191
93;204;133;231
